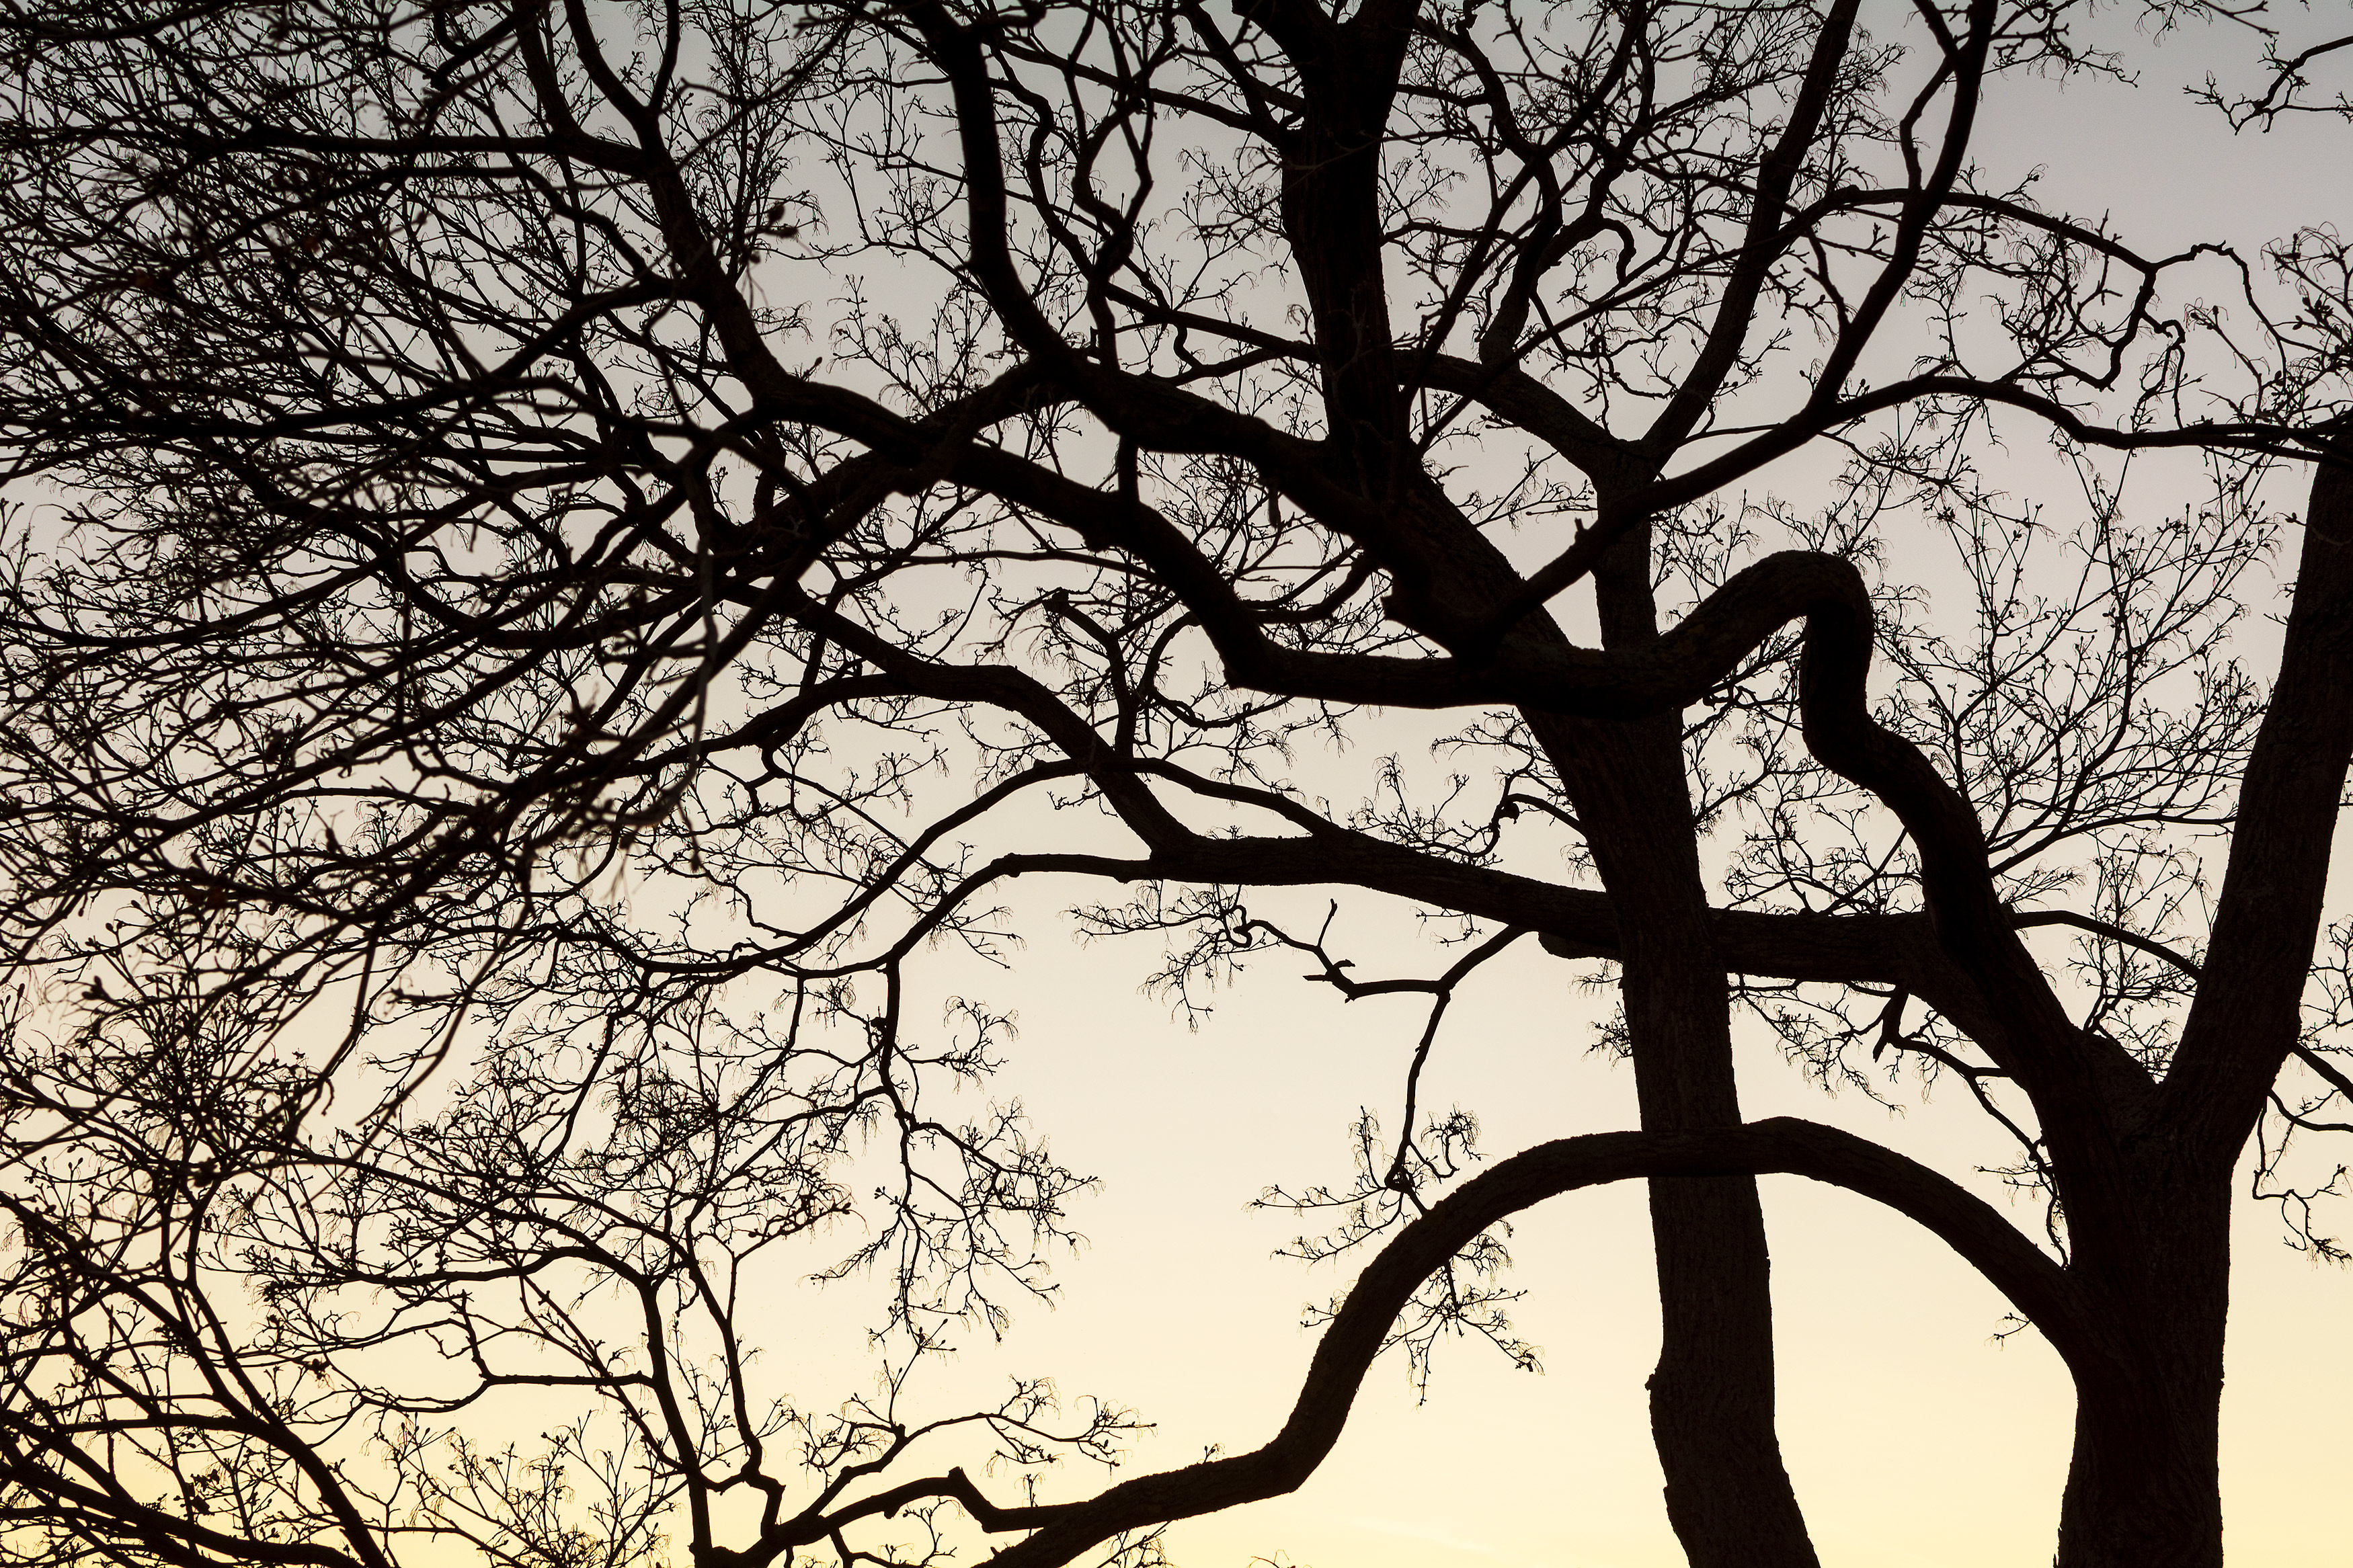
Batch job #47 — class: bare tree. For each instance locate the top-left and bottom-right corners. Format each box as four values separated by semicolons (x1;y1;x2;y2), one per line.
0;3;2346;1568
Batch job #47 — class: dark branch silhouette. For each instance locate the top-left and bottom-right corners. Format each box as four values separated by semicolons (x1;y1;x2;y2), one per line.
0;3;2348;1567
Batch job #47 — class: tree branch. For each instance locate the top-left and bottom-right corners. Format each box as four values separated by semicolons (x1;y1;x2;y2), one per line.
932;1118;2087;1568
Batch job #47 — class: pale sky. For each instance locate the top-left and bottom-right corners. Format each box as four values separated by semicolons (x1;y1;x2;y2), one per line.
760;25;2353;1564
865;831;2353;1568
13;6;2348;1567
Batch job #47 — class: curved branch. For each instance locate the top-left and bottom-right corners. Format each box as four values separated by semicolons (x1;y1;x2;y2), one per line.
939;1118;2087;1568
2012;911;2202;980
1769;557;2130;1106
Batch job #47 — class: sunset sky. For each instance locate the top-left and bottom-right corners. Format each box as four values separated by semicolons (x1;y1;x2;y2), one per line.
9;5;2348;1566
950;882;2353;1568
785;29;2353;1567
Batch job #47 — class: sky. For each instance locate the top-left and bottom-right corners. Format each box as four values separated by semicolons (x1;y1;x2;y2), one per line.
860;826;2353;1568
783;19;2353;1568
10;5;2349;1566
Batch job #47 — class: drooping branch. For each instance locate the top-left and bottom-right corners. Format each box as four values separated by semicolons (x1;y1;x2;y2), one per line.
771;1117;2087;1568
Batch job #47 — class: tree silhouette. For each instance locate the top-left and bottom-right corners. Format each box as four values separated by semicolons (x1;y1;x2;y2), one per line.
0;2;2346;1567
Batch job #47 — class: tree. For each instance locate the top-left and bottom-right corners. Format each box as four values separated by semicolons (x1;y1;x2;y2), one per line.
0;1;2346;1567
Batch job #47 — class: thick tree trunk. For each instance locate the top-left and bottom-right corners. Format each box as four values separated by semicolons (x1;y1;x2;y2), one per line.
1530;524;1819;1568
2052;1174;2232;1568
2048;448;2351;1567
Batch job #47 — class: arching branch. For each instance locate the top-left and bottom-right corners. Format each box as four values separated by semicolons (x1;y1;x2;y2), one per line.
857;1116;2090;1568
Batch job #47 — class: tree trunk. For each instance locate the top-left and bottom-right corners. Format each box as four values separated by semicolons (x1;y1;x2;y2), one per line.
1530;524;1819;1568
2052;1171;2231;1568
2046;443;2352;1567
